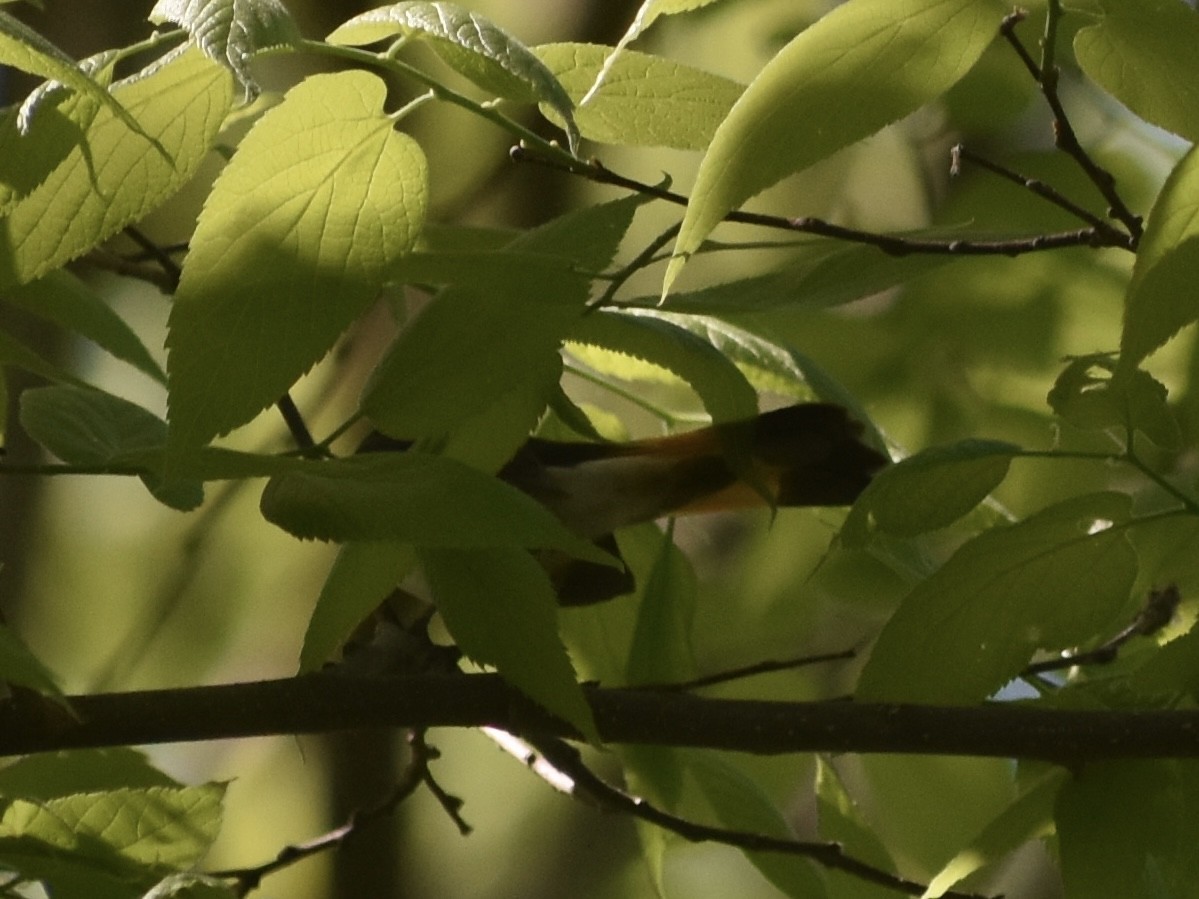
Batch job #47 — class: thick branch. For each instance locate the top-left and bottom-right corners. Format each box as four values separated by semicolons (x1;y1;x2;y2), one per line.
4;673;1199;763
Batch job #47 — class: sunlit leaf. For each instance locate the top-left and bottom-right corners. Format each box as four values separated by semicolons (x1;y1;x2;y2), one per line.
665;0;1005;294
0;49;234;289
534;42;742;150
842;439;1019;546
144;873;236;899
420;546;597;740
0;783;224;875
148;0;301;100
0;91;82;215
167;70;428;449
1120;145;1199;370
1074;0;1199;142
616;0;723;38
858;492;1137;704
328;1;579;151
568;309;759;423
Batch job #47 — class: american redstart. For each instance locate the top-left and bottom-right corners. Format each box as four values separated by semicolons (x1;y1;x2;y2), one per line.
360;403;888;604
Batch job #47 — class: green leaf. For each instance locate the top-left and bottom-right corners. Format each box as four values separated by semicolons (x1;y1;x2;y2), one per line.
684;752;827;898
664;0;1005;294
1049;355;1180;448
148;0;301;100
420;546;597;740
362;195;641;440
166;70;428;449
533;42;742;150
858;492;1138;704
842;439;1019;546
615;0;723;38
259;452;610;561
0;750;180;801
4;270;165;384
1120;144;1199;369
0;326;88;386
0;48;235;289
1074;0;1199;142
145;873;236;899
299;542;415;673
1131;618;1199;702
328;1;579;152
363;288;570;440
567;309;759;423
0;621;65;702
1055;761;1198;899
815;758;898;898
926;767;1065;898
0;90;83;215
20;385;204;510
0;10;157;143
0;784;225;886
626;523;697;686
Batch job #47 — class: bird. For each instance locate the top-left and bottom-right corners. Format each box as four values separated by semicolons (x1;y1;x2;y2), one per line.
359;403;888;604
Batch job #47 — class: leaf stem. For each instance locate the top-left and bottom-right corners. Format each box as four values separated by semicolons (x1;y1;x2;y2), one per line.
293;39;573;164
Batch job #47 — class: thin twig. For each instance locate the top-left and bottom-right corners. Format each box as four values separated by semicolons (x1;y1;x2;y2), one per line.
1002;4;1143;243
523;735;995;899
80;250;178;293
275;392;316;453
211;730;460;895
588;221;681;310
511;145;1124;257
952;144;1131;248
634;648;856;693
123;226;182;290
412;730;472;834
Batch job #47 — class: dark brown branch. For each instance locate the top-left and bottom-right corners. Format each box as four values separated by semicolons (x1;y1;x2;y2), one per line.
952;143;1130;247
527;735;992;899
510;145;1123;257
123;226;182;290
7;672;1199;764
1001;4;1144;244
275;392;316;453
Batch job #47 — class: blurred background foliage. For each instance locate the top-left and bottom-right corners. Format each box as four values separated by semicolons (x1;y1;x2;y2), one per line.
1;1;1193;897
